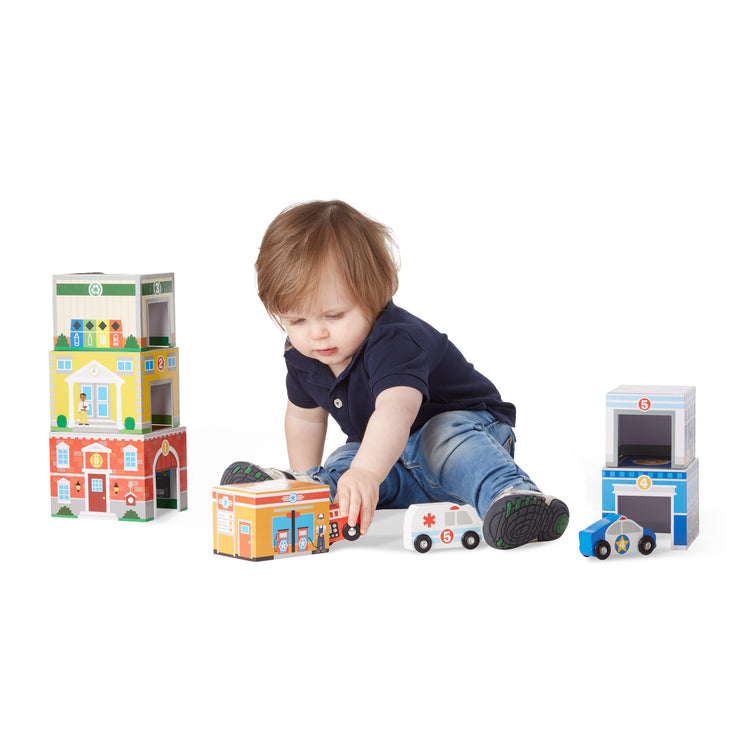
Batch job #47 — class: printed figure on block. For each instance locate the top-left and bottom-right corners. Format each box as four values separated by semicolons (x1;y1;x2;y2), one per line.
600;385;698;550
77;392;89;426
218;201;570;553
49;273;188;521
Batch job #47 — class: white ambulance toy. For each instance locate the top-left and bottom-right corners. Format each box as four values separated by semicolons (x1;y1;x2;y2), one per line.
403;502;483;553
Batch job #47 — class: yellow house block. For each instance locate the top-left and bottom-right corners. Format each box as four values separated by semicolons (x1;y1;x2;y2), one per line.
50;348;181;433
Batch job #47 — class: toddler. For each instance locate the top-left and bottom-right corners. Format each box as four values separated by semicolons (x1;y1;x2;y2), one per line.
222;200;569;549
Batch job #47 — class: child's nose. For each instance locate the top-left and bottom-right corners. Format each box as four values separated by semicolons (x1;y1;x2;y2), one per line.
310;321;329;339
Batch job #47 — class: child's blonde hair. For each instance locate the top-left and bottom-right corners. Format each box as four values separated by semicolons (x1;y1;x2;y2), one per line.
256;200;399;325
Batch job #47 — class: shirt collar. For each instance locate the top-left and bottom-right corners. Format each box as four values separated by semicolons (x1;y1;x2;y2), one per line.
282;302;394;387
283;332;367;389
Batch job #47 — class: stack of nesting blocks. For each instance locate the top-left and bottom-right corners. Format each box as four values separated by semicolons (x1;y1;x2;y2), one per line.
49;273;188;521
602;385;698;549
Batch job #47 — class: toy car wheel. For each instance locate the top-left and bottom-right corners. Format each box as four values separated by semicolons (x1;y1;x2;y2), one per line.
594;540;611;560
638;535;656;555
414;534;432;553
342;523;361;541
461;531;480;550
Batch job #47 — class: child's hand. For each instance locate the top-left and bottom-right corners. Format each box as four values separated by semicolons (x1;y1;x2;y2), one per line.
333;387;421;536
335;466;380;535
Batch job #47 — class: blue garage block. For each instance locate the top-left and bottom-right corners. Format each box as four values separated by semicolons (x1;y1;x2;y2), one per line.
602;458;699;550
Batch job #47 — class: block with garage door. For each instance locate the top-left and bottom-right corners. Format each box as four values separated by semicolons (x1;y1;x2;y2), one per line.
600;385;698;550
48;273;188;521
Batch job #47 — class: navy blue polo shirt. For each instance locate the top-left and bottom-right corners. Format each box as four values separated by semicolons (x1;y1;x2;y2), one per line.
284;302;516;443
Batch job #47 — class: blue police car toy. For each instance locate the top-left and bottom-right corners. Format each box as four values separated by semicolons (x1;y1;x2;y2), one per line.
579;513;656;560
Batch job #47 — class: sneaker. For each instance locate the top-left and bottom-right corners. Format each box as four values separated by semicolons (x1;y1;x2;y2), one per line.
220;461;293;485
219;461;315;485
482;488;569;550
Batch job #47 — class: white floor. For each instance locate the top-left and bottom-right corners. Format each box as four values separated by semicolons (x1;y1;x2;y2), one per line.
3;492;739;748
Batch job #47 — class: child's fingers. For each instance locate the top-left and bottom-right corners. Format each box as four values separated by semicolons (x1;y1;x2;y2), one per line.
335;469;378;534
334;485;361;529
346;493;361;529
335;487;350;517
358;500;375;535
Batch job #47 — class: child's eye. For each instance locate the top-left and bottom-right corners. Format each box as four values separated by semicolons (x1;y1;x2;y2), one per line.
326;313;343;320
286;318;305;326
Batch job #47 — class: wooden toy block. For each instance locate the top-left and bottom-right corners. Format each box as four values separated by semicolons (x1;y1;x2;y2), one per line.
602;458;699;550
50;426;188;521
602;385;698;550
605;385;696;469
213;480;334;561
53;273;176;351
49;347;182;433
212;481;361;561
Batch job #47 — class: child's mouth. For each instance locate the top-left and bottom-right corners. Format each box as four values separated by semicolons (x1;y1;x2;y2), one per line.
315;348;337;356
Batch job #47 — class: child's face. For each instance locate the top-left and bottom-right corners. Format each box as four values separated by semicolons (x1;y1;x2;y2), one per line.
280;269;372;377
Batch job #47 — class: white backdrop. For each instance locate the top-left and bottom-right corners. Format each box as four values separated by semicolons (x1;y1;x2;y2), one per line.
2;2;746;747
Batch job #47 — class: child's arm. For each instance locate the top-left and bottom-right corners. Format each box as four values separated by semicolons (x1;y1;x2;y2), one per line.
285;400;329;472
337;385;423;534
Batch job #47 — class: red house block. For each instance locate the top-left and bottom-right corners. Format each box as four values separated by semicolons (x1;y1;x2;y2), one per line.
49;426;188;521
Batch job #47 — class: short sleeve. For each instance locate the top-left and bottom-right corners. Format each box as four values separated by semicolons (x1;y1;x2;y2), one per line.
363;326;430;400
285;362;319;409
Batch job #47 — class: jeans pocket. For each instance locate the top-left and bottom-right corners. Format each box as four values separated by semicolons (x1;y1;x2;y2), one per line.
484;420;516;458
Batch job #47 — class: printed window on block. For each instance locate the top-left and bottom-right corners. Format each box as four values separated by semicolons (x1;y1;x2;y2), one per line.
57;358;72;372
167;355;176;369
96;385;110;418
57;479;71;502
117;358;134;375
145;358;154;373
56;443;70;468
91;478;103;493
123;446;138;470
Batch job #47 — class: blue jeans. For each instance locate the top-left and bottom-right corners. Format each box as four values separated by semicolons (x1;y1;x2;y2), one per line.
311;410;539;519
